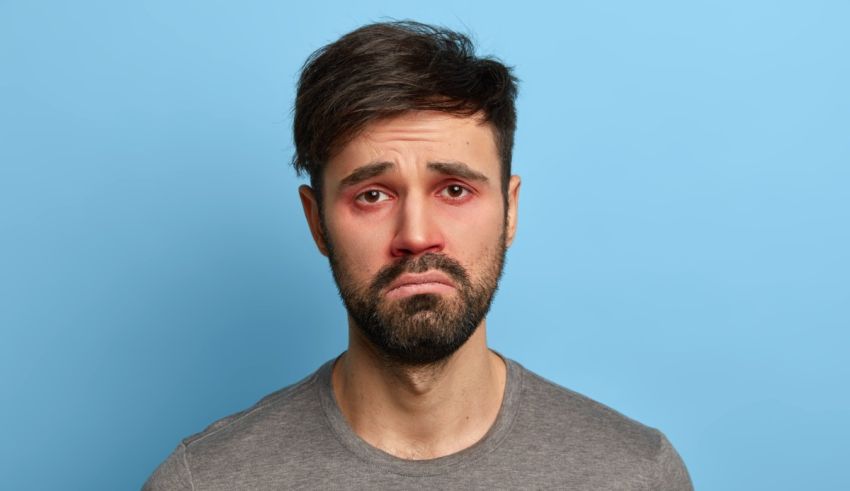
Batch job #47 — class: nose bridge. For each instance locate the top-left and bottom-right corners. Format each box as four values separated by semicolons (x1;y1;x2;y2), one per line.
391;189;443;256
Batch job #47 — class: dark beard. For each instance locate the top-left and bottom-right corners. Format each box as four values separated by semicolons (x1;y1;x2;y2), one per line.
328;242;506;366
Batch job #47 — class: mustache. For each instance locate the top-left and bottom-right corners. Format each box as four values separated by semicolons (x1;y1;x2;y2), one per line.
370;253;470;292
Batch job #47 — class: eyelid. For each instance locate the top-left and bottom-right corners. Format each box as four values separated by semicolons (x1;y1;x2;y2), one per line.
438;182;474;200
352;181;475;204
354;187;393;204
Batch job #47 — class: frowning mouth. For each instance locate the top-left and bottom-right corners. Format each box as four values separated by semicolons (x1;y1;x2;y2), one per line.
384;271;456;300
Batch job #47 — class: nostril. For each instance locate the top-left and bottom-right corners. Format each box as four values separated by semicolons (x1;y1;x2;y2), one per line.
390;239;444;258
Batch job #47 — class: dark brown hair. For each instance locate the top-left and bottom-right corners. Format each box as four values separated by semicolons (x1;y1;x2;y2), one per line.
292;20;518;200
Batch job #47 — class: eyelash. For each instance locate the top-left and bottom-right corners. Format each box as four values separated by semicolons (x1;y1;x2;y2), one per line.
354;184;473;205
439;184;471;200
355;189;392;204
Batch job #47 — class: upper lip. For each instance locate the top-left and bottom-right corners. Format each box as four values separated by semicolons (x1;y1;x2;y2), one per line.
386;271;456;292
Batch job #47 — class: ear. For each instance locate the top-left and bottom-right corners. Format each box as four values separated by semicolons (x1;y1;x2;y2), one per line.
505;175;521;248
299;185;329;257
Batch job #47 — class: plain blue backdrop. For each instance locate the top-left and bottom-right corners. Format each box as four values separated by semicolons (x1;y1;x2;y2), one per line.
1;1;848;489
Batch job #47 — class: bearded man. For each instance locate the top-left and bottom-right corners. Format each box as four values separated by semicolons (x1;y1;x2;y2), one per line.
144;21;692;490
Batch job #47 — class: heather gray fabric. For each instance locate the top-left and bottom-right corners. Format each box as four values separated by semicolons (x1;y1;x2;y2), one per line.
143;357;692;490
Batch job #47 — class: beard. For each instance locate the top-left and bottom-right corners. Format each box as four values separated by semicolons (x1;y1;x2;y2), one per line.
326;232;507;367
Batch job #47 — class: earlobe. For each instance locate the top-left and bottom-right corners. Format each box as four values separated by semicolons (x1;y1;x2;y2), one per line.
299;185;329;257
505;175;521;248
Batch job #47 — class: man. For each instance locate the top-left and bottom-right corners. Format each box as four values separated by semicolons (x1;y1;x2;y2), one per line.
144;21;692;490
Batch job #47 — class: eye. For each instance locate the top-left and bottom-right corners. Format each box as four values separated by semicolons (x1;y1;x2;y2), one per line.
355;189;391;204
440;184;471;200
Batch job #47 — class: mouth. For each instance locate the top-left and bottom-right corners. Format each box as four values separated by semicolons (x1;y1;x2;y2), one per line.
384;271;456;300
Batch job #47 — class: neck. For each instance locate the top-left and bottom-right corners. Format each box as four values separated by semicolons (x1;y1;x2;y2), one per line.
332;318;506;460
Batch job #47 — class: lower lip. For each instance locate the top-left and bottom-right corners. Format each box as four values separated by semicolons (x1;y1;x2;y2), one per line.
385;282;455;300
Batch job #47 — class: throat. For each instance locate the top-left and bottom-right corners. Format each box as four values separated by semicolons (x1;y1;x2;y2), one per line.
332;329;507;460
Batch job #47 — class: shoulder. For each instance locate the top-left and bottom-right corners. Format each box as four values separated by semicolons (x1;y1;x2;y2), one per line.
143;365;328;490
516;364;660;451
182;368;322;450
507;361;692;489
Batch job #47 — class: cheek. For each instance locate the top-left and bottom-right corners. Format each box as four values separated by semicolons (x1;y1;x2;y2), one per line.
441;200;506;257
326;208;393;273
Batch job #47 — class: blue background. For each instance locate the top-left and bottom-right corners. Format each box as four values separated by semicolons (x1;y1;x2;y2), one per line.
1;1;848;489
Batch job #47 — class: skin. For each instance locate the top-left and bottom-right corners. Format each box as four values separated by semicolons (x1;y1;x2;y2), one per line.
299;110;521;460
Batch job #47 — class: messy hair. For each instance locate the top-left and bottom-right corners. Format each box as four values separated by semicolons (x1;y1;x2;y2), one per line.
292;20;518;200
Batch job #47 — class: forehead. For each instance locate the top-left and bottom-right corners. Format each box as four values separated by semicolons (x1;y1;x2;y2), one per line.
325;111;500;180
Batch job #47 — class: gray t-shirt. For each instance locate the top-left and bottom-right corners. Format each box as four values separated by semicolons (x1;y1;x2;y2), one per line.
144;357;692;490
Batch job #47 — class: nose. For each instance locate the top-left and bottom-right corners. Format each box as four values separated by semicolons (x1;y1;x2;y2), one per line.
390;194;445;257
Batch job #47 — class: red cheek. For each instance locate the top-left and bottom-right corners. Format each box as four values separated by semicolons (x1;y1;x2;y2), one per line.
328;201;395;244
436;196;490;222
352;201;394;214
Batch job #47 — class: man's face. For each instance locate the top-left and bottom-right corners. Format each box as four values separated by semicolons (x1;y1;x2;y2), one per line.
300;111;520;365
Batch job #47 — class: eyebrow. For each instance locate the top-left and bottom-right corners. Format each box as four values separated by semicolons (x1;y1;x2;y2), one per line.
338;161;394;189
337;160;489;190
427;161;489;183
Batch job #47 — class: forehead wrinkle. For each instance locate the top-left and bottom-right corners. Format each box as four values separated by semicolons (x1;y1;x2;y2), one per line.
363;127;442;145
362;112;481;144
332;111;499;188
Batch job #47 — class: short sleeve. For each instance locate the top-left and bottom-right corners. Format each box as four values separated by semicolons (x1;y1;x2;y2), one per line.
652;433;693;491
142;443;194;491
